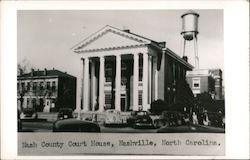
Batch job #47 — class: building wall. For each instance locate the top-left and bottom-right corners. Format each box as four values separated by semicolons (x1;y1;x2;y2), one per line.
186;75;216;96
156;50;192;107
18;76;76;112
158;52;165;101
209;69;223;100
17;77;58;110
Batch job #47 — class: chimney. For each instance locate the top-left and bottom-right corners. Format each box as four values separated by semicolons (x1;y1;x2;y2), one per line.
183;56;188;62
123;29;130;33
44;68;47;76
158;42;166;48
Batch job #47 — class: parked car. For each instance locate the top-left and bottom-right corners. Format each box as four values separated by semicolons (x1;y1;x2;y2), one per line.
57;108;74;120
153;111;185;128
104;109;125;126
53;118;101;132
20;108;38;120
127;111;154;128
157;124;225;133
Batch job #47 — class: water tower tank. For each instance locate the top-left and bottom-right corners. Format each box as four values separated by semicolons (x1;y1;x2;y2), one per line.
181;10;199;41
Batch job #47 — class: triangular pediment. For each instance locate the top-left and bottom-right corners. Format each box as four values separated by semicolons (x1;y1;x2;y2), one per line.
73;25;151;53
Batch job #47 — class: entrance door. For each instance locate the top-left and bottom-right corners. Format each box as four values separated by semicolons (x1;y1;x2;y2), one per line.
120;94;126;111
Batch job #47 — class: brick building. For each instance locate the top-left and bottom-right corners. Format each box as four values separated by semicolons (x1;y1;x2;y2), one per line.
186;69;223;100
17;68;76;112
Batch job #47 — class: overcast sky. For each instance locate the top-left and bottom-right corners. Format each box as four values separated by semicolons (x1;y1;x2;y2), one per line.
18;10;223;79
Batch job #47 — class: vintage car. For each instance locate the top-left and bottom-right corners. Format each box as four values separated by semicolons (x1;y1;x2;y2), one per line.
57;108;74;120
127;111;154;128
153;111;185;128
53;118;101;132
104;109;125;126
20;108;38;120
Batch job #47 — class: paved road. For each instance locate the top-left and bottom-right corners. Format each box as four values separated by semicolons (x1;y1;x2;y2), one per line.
20;120;158;133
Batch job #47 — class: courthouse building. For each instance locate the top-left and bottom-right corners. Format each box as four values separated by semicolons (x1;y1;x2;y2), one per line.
73;25;193;112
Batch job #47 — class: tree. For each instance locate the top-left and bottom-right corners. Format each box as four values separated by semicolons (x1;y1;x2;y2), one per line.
195;92;214;112
173;80;195;112
150;99;169;115
17;59;35;76
17;59;35;111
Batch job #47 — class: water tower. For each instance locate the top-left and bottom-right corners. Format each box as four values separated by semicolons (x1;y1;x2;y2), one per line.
180;10;200;69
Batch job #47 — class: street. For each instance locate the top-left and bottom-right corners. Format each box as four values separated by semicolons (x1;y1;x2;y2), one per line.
20;120;158;133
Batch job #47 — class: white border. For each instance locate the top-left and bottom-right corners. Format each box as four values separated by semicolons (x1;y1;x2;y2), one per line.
1;0;249;159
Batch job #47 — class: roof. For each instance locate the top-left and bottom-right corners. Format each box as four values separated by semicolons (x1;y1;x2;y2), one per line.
72;25;193;69
72;25;163;52
181;10;200;18
18;69;76;80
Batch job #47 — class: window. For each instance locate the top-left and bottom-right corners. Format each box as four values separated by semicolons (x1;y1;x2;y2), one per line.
139;56;143;81
52;81;56;91
105;93;112;106
46;82;51;89
39;82;44;90
17;83;20;90
27;82;30;90
21;82;25;91
138;90;143;105
192;78;201;89
33;82;37;91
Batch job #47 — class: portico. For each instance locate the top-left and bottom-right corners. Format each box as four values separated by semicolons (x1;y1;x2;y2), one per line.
80;51;158;112
73;25;193;113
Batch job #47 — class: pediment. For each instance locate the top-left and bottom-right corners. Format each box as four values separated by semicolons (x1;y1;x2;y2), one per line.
73;26;151;53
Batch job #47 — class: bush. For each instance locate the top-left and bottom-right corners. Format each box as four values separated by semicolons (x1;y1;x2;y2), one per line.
150;99;169;115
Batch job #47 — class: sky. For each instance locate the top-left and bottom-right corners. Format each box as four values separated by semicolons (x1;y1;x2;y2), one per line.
17;10;224;94
18;10;223;72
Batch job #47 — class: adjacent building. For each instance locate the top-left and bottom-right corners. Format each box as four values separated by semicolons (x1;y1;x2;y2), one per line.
73;25;193;112
17;68;77;112
186;69;223;100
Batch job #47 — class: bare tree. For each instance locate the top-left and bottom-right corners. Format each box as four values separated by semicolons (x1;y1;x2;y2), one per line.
17;59;35;111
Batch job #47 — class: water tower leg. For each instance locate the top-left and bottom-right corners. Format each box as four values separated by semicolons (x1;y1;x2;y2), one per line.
194;34;199;69
180;37;186;57
182;39;186;57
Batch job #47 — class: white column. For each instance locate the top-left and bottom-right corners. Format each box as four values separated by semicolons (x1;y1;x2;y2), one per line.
154;56;158;100
99;56;105;112
115;55;121;111
142;53;148;111
91;59;96;111
133;53;139;111
83;58;89;112
148;55;152;104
